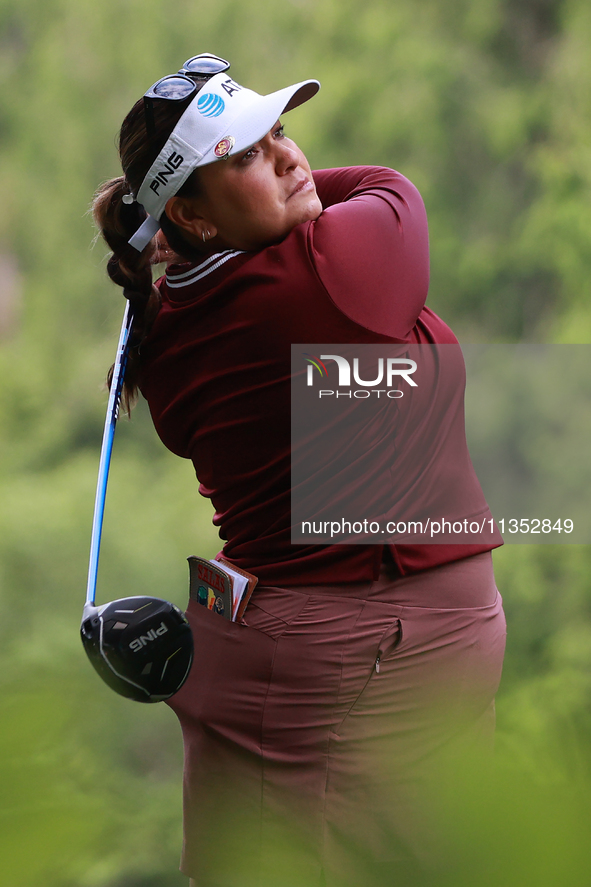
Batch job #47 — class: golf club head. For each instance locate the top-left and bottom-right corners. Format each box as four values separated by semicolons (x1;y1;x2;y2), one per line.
81;596;194;703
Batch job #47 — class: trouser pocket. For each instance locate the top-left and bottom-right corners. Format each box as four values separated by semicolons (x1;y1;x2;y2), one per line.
331;608;403;736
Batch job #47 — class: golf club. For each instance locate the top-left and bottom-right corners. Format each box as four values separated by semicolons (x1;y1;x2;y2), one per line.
80;302;194;703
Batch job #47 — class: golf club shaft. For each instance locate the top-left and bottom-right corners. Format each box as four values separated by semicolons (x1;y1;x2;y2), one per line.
86;302;133;606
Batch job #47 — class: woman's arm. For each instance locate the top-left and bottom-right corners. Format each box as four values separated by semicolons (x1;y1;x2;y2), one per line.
309;167;429;340
312;166;385;209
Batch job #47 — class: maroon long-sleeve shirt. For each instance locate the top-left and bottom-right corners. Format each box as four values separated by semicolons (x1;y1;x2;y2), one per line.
139;167;501;584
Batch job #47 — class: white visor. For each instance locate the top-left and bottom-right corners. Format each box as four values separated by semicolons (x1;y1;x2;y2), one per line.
129;71;320;252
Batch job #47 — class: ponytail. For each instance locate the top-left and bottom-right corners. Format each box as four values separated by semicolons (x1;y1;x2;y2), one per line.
93;77;208;411
92;176;161;413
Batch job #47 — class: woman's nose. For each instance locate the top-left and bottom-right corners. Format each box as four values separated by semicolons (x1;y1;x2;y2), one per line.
274;140;299;174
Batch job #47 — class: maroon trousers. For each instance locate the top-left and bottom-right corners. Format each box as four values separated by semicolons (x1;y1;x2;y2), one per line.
168;552;506;887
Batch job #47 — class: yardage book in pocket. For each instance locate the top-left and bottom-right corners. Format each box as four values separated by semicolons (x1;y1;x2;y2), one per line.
188;556;258;621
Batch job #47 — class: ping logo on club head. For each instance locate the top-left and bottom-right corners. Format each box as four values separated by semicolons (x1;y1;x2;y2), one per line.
197;93;225;117
129;622;169;653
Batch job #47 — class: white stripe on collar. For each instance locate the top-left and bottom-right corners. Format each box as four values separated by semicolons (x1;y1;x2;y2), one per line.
165;250;247;288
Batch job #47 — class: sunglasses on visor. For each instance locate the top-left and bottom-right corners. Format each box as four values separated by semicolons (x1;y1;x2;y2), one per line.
143;53;231;136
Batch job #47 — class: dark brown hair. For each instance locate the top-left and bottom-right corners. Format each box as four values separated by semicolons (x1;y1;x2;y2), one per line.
92;75;209;411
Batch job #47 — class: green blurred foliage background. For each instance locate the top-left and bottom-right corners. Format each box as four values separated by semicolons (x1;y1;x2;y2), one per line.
1;0;591;883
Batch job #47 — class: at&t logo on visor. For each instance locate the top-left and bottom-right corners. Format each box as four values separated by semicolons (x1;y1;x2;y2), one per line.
197;93;225;117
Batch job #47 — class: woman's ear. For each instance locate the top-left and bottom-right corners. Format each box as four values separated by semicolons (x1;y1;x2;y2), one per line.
165;196;217;242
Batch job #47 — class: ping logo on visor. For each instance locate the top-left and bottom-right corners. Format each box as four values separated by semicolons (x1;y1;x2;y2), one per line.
149;151;185;196
197;93;226;117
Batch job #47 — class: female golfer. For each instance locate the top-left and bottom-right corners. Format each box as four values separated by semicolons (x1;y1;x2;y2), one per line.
93;53;506;887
